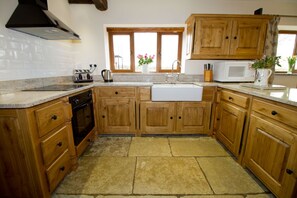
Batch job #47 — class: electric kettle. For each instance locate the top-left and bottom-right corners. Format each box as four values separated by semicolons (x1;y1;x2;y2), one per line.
101;69;113;82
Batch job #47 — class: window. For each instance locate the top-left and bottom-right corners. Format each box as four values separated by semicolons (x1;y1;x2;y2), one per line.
107;27;184;73
276;31;297;72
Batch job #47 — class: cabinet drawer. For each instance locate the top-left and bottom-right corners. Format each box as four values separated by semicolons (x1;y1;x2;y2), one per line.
98;87;136;97
46;150;70;192
35;101;69;137
252;99;297;129
41;124;70;167
221;90;249;108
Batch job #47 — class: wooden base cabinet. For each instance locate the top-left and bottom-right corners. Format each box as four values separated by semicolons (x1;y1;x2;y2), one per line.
96;87;137;134
216;90;250;158
99;98;136;134
0;98;76;198
140;101;211;135
216;101;246;157
244;115;297;198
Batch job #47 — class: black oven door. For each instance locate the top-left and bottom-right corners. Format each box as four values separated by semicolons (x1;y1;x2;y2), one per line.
72;100;95;146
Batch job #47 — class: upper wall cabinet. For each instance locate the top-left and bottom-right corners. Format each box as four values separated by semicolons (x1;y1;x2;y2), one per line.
185;14;272;60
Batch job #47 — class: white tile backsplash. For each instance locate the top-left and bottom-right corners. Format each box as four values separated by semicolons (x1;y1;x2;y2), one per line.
0;26;76;81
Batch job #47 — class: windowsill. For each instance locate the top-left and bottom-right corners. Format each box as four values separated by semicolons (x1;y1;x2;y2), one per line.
275;72;297;76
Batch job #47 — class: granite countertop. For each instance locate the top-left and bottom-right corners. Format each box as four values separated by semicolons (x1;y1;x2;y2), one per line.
0;82;296;108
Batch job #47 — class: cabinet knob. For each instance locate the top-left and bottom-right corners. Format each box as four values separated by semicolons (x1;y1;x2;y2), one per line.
286;169;293;175
51;115;57;120
57;142;63;147
228;97;233;101
60;166;65;171
170;117;173;119
271;111;278;116
102;115;105;118
225;36;229;39
234;36;237;40
179;116;182;119
115;91;118;95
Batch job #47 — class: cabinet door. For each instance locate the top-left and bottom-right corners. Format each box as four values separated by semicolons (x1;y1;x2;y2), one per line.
230;19;267;58
99;98;136;134
140;102;175;134
245;115;297;198
193;18;232;56
217;102;246;157
176;102;211;134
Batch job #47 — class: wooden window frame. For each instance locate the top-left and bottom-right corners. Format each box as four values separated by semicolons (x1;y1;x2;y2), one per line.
107;27;184;73
277;30;297;73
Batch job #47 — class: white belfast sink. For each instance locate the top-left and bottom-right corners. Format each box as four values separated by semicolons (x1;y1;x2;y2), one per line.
152;84;203;101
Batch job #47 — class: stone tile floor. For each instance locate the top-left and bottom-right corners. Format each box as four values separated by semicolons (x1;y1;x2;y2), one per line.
53;136;275;198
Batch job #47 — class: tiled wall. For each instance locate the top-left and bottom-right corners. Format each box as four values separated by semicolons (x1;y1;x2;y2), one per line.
0;26;76;81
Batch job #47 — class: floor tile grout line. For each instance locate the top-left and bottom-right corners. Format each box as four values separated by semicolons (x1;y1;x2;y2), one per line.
194;157;215;195
131;156;138;194
167;137;174;157
127;136;133;157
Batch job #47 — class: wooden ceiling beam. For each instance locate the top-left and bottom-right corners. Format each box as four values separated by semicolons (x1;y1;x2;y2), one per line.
68;0;93;4
68;0;108;11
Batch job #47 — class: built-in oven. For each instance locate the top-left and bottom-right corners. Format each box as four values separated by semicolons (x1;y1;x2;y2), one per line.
69;90;95;146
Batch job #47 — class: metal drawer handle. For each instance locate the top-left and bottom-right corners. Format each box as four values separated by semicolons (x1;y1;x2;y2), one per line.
51;115;57;120
60;166;65;171
57;142;63;147
286;169;293;175
271;111;278;116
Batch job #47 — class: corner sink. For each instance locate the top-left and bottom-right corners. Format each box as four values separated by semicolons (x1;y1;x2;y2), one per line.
152;84;203;101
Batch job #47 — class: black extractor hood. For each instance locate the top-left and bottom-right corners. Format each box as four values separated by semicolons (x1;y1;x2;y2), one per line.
6;0;80;40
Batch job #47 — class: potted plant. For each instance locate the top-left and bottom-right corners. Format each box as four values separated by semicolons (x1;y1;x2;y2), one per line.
251;56;281;86
287;55;296;74
137;53;155;73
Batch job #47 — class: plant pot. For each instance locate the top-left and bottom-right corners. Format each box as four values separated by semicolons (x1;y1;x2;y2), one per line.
141;64;149;73
254;69;272;87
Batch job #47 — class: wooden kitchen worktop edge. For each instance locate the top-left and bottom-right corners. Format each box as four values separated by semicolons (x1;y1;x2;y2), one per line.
0;82;296;108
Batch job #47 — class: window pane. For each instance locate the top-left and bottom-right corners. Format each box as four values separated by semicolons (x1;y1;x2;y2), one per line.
276;34;296;72
161;35;179;70
134;33;157;72
113;35;130;70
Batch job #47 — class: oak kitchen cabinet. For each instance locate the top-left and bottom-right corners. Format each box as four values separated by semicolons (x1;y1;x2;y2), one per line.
185;14;271;60
216;89;250;158
0;97;76;198
95;87;137;134
140;101;211;135
244;98;297;198
140;87;214;135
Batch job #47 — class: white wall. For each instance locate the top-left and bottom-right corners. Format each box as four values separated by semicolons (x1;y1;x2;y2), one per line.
70;0;297;75
0;0;76;81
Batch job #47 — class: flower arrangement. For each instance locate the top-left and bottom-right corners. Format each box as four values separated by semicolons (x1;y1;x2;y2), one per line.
287;55;296;73
251;56;281;69
137;53;155;66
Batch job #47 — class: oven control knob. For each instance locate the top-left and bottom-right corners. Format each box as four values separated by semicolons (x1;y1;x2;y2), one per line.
78;74;82;80
73;98;79;104
88;92;92;98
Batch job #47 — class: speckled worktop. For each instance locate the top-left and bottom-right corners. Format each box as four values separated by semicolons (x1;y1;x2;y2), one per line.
0;81;297;108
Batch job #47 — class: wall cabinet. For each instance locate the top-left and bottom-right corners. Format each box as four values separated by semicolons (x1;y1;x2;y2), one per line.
186;14;271;60
0;97;76;198
216;89;250;158
140;101;211;135
96;87;137;134
244;98;297;198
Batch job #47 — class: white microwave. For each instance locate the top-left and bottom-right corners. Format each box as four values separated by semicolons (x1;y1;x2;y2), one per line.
213;61;255;82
